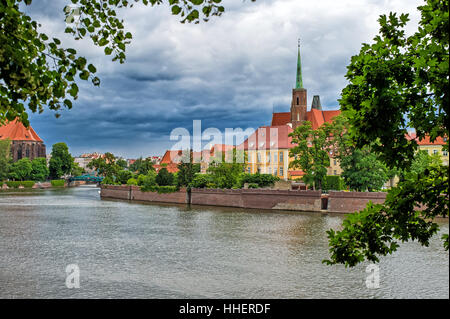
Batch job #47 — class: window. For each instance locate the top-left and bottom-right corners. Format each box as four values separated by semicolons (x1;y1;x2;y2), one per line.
268;167;272;174
334;170;337;175
279;152;283;162
433;149;439;155
273;167;277;176
443;150;448;156
257;153;261;163
257;167;261;174
296;97;299;105
333;159;337;165
279;166;284;176
247;167;251;174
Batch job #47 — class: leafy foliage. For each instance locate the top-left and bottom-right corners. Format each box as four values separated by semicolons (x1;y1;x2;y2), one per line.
289;121;330;189
49;142;73;179
129;157;154;175
50;179;65;187
240;173;280;188
87;152;120;180
155;167;174;186
116;169;133;184
325;0;449;267
31;157;49;181
0;0;239;124
177;154;201;187
0;138;11;180
322;175;345;191
8;157;32;181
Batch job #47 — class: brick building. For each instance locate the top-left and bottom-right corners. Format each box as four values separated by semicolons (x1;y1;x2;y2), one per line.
0;119;46;162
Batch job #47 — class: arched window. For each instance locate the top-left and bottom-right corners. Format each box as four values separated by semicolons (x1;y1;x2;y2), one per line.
296;97;299;105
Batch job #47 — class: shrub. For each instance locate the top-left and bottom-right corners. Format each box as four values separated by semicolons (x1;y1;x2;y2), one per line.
101;176;116;185
22;181;35;188
126;178;137;186
155;168;174;186
248;183;259;189
51;179;65;187
136;174;146;186
140;185;178;193
189;174;214;188
116;170;133;185
322;175;345;191
240;173;280;188
6;181;21;188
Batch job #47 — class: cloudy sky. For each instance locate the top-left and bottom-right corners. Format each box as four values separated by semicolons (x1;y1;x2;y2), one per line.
24;0;423;158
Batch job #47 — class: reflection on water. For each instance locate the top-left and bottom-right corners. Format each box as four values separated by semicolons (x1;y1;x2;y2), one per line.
0;186;448;298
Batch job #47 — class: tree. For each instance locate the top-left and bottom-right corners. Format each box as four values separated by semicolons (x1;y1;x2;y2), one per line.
116;158;128;169
155;168;174;186
9;157;32;181
206;148;246;189
116;169;133;185
177;150;201;187
87;152;120;180
325;115;391;191
49;142;73;179
0;0;232;125
289;121;330;190
31;157;49;181
324;0;449;267
70;162;84;177
129;157;154;175
409;150;443;175
0;139;11;180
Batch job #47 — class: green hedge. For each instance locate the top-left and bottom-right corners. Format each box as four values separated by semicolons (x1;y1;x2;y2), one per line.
51;180;65;187
240;173;280;188
322;175;345;191
22;181;35;188
5;181;21;188
126;178;138;186
3;181;35;188
140;185;178;193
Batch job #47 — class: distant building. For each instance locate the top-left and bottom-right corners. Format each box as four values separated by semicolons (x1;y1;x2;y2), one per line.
406;133;449;166
240;42;342;180
0;119;46;162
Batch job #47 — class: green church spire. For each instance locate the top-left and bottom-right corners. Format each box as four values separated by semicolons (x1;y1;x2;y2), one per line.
295;39;303;89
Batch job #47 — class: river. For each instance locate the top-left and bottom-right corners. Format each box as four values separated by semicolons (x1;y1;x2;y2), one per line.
0;186;448;298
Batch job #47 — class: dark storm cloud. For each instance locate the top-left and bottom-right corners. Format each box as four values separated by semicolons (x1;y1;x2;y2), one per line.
26;0;422;158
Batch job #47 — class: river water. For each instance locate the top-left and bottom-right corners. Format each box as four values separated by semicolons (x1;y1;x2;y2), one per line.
0;186;448;299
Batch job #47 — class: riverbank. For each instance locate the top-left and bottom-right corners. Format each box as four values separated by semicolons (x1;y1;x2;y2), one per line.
0;180;91;190
100;184;388;214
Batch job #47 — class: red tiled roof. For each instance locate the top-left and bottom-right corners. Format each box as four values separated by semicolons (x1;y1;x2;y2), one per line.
289;170;305;176
239;125;294;150
271;112;291;126
154;163;179;174
271;109;341;130
0;119;43;142
322;110;341;123
406;132;447;145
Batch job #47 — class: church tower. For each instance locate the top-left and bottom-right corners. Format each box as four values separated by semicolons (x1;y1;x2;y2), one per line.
290;40;307;129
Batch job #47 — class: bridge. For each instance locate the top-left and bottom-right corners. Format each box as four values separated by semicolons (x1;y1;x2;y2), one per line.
68;174;104;183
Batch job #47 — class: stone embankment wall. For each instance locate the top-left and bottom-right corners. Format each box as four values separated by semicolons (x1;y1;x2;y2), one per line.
99;185;393;213
100;185;188;204
190;188;322;211
327;191;387;213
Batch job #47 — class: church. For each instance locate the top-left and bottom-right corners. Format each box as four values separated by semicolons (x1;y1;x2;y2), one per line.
241;42;342;179
0;119;46;162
